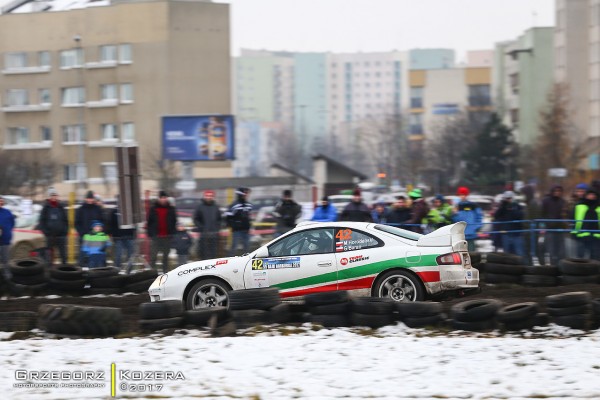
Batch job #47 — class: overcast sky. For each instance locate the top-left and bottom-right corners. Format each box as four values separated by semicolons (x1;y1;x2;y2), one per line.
218;0;555;61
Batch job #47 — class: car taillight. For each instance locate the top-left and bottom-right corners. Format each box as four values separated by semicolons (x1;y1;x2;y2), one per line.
436;252;462;265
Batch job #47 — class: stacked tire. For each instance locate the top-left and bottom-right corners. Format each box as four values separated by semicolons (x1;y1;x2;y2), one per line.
545;291;593;330
481;253;525;285
183;306;231;329
592;298;600;330
350;297;396;329
450;299;503;331
228;287;283;329
496;302;549;331
49;264;86;293
138;300;184;331
0;311;37;332
521;265;559;287
38;304;121;336
7;258;48;296
87;267;126;294
122;269;159;293
304;291;351;328
557;259;600;286
395;301;446;328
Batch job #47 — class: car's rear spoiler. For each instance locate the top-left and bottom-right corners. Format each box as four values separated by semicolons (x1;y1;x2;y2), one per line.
417;222;468;251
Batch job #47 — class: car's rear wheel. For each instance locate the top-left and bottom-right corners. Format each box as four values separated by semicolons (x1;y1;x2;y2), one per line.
185;279;231;310
374;270;425;302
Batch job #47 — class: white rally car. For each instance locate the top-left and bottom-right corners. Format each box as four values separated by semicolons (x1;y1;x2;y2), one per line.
148;221;479;309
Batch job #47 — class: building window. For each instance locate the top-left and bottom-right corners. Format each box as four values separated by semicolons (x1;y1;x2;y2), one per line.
101;124;118;140
122;122;135;141
102;163;117;182
41;126;52;142
7;127;29;145
119;44;132;63
4;52;27;69
101;84;118;100
60;48;83;68
38;51;50;67
100;45;117;62
120;83;133;102
509;73;519;94
6;89;28;106
410;87;423;108
468;85;491;107
62;125;86;142
510;108;519;127
409;113;423;134
64;163;87;182
39;88;51;104
61;87;85;105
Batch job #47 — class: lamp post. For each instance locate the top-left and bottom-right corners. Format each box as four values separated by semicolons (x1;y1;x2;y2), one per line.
74;34;87;196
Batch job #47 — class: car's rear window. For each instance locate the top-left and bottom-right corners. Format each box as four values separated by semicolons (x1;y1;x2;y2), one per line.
374;224;422;241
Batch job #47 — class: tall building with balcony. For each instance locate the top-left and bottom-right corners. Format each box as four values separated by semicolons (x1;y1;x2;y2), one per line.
0;0;231;195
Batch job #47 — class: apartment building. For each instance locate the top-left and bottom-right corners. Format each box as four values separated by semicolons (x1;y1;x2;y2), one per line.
0;0;231;196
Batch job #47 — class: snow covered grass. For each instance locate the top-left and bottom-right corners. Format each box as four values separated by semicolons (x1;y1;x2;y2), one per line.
2;323;600;399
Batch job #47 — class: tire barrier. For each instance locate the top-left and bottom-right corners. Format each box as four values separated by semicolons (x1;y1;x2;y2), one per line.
138;300;184;332
37;304;121;336
544;291;594;330
558;259;600;286
0;311;37;332
450;299;503;331
6;258;48;296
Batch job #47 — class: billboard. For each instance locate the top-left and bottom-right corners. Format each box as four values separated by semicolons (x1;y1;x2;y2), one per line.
162;115;235;161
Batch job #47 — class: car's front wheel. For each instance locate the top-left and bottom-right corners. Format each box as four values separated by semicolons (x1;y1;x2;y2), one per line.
185;279;231;310
374;270;425;302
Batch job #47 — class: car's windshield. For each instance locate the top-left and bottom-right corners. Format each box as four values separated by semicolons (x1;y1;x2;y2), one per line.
374;224;422;241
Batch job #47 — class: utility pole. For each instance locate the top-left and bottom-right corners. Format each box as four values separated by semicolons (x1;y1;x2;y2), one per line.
74;34;87;196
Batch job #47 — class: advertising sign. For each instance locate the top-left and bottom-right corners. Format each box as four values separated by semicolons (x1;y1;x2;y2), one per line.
162;115;235;161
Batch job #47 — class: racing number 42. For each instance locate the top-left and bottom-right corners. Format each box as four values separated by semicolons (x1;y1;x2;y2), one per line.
335;229;352;241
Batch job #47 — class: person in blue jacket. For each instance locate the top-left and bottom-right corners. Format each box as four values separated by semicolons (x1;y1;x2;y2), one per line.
0;196;16;279
452;186;483;252
311;196;338;222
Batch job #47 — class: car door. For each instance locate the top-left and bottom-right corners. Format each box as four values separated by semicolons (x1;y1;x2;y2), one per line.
244;228;337;295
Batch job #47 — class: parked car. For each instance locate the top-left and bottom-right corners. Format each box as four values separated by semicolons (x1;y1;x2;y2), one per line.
327;194;354;214
148;221;479;309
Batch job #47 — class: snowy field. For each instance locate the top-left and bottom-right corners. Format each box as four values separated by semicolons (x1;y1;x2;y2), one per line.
2;324;600;400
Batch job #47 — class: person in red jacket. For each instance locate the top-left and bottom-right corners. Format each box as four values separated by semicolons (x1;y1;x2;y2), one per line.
146;191;177;273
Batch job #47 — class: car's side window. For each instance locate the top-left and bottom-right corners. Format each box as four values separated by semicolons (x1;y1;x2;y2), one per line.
268;228;334;257
334;228;382;252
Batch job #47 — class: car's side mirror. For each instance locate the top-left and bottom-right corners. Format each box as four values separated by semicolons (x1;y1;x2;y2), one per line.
254;247;269;258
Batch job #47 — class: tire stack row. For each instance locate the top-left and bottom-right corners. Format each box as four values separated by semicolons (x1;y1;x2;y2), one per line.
495;302;549;331
450;299;503;331
545;291;594;330
396;301;445;328
49;264;86;293
557;259;600;285
521;266;560;287
37;304;122;336
480;253;525;285
6;258;48;296
305;291;352;328
138;300;184;331
0;311;37;332
593;298;600;330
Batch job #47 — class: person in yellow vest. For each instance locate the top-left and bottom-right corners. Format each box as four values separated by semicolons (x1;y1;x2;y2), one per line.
571;189;600;260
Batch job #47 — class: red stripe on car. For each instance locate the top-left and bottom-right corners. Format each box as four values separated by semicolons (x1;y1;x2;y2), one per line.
415;271;440;282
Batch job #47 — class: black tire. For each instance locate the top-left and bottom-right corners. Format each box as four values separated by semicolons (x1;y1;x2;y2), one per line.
351;312;395;328
373;270;425;302
558;258;600;276
309;302;350;315
139;300;184;319
476;263;487;273
304;291;349;307
122;278;156;293
185;279;232;310
469;252;482;266
139;317;183;332
486;252;523;265
502;313;549;331
553;314;590;330
126;269;159;284
395;301;443;318
183;307;230;327
451;299;503;322
560;275;600;285
229;287;281;310
403;313;446;328
451;318;497;331
86;287;124;295
50;264;83;281
351;297;395;315
307;314;351;328
49;278;86;291
484;263;526;276
592;298;600;315
210;320;237;337
11;273;47;286
484;273;521;284
8;281;48;296
546;304;592;317
496;302;539;323
521;274;558;287
38;304;121;336
523;265;560;276
89;275;128;289
231;310;270;329
0;311;37;331
268;303;291;324
545;291;592;308
87;267;120;279
8;258;45;276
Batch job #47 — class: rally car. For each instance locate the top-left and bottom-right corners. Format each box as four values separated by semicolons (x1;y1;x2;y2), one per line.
148;221;479;309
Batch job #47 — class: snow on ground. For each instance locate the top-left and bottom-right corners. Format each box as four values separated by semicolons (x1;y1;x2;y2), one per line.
2;324;600;399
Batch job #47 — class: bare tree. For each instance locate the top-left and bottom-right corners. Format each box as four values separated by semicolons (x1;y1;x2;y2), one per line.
273;126;305;174
141;149;180;193
0;150;59;196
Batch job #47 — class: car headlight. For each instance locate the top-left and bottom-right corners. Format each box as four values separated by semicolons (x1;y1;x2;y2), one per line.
150;274;168;288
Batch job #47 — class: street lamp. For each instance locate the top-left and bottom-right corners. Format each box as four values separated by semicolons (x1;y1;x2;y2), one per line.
74;34;87;195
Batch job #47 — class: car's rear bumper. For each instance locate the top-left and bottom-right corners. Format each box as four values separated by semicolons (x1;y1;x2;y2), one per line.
423;266;480;295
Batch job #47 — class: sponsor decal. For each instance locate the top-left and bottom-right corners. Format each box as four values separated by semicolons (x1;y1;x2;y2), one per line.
253;257;300;270
348;255;369;263
340;258;348;266
177;264;215;276
335;242;344;252
215;260;228;265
